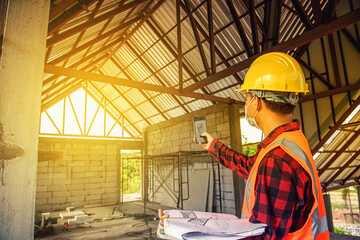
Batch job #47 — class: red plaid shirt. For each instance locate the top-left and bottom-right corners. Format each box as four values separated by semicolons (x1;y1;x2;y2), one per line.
208;120;314;240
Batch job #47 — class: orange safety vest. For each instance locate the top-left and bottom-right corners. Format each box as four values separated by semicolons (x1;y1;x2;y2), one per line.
241;130;330;240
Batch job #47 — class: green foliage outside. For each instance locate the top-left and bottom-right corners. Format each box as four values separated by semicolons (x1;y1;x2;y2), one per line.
242;135;259;156
334;227;352;235
121;150;141;194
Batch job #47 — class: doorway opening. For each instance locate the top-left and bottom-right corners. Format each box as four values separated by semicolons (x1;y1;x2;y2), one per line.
120;150;142;202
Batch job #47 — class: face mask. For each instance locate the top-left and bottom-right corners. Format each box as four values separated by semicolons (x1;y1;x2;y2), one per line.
245;96;260;129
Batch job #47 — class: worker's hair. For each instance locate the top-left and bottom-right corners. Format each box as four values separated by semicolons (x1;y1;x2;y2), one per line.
261;98;296;114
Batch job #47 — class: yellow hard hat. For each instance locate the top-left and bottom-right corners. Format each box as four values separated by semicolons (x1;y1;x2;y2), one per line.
236;52;308;94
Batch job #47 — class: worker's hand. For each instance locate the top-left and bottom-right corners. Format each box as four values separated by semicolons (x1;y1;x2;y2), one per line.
158;209;169;227
199;132;214;150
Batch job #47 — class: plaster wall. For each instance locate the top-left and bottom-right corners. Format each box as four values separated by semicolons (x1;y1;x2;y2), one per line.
0;1;50;239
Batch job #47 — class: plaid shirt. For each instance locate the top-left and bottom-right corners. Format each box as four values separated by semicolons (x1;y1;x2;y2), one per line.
208;120;314;240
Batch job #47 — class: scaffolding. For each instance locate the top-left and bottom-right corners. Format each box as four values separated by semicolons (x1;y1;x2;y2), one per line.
121;151;223;213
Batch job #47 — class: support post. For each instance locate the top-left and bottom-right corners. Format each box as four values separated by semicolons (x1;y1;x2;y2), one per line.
323;193;334;232
228;104;245;217
0;0;50;239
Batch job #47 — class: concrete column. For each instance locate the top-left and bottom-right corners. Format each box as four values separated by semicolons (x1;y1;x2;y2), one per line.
228;104;245;217
0;1;49;239
323;193;334;232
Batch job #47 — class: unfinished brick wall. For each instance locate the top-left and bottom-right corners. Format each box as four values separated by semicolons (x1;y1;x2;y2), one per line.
145;103;238;214
36;139;119;211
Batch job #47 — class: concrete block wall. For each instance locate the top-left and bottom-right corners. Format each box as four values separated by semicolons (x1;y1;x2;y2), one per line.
36;138;119;211
145;103;237;214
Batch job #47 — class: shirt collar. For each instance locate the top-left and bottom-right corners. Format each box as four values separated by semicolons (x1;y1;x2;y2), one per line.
258;120;301;149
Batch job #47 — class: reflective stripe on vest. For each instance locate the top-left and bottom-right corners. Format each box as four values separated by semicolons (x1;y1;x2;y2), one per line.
241;136;328;237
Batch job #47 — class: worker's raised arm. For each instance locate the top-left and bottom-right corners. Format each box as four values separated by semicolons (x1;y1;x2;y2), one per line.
199;132;255;179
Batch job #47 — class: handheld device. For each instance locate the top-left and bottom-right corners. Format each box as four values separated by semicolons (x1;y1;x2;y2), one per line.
194;117;208;144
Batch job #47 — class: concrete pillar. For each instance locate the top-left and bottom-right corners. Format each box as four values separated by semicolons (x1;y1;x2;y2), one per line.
357;186;360;211
323;193;334;232
0;1;49;239
228;104;245;217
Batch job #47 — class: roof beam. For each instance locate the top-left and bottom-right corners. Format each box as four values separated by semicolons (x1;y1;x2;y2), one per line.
298;58;335;89
47;4;143;48
41;82;82;112
48;0;97;35
125;42;190;114
147;17;214;97
225;0;253;57
324;149;360;187
178;2;244;84
49;0;77;21
183;8;360;93
208;0;215;74
341;28;360;53
311;95;360;155
43;64;241;105
247;0;259;54
183;0;210;77
86;82;141;136
318;129;360;176
109;58;169;121
299;81;360;103
47;16;140;64
290;0;313;30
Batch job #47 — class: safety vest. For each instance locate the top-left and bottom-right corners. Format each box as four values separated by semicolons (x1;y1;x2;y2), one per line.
241;130;330;240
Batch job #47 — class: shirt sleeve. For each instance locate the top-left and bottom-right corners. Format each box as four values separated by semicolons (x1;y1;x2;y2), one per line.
208;139;256;179
249;147;314;239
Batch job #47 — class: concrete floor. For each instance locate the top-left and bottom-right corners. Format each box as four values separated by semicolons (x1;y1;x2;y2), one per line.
35;201;360;240
35;201;162;240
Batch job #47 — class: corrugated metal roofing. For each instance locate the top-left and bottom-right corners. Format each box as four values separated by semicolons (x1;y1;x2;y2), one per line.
42;0;360;189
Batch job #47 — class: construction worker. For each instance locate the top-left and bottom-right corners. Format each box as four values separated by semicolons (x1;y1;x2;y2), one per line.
198;52;330;239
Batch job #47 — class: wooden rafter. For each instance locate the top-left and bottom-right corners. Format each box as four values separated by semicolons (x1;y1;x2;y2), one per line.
324;149;360;187
290;0;313;30
48;0;97;35
318;129;360;176
183;0;210;77
297;58;335;89
146;18;214;98
110;58;169;121
47;0;146;47
84;83;139;137
125;42;190;114
43;64;241;105
247;0;259;54
207;0;215;74
225;0;253;57
311;95;360;155
183;8;360;93
299;82;360;103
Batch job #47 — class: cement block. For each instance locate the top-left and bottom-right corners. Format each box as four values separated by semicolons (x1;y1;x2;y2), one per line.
72;155;89;161
72;167;90;172
48;197;67;204
68;196;84;202
88;188;105;195
85;183;102;189
53;166;68;173
72;178;89;184
36;179;52;186
53;179;71;185
71;190;87;197
74;215;91;221
85;194;101;201
60;210;85;219
53;191;70;197
67;184;84;191
53;173;68;179
47;185;67;192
